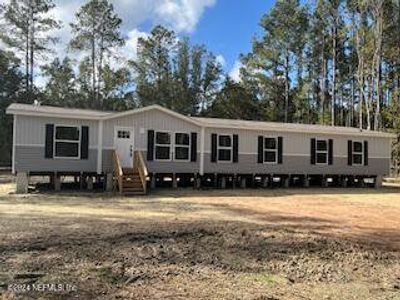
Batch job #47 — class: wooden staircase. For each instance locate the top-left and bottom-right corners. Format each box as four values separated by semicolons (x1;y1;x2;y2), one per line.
113;150;148;195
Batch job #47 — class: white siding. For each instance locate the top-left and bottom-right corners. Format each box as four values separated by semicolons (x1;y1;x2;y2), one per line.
103;109;200;149
204;128;391;158
16;115;99;148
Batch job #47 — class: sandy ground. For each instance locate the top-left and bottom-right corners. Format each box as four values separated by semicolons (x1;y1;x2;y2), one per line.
0;180;400;299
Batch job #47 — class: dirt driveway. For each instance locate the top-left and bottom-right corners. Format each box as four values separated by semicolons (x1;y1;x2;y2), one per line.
0;182;400;299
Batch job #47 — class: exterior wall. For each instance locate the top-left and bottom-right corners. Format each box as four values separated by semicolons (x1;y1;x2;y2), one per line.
15;146;98;173
12;109;392;176
16;115;98;147
14;115;99;173
102;109;200;149
102;109;201;174
102;149;199;173
203;155;389;175
202;128;391;176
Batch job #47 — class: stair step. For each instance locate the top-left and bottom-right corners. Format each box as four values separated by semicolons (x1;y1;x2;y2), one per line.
122;182;143;188
123;187;145;195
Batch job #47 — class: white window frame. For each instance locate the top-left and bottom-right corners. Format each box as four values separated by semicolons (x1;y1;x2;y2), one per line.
174;132;191;162
217;134;233;163
54;124;81;160
315;138;329;165
117;129;131;139
154;130;172;161
263;136;278;164
352;140;364;166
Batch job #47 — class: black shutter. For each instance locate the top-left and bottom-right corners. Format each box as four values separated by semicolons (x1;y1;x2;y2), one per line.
191;132;197;162
311;138;316;165
364;140;368;166
45;124;54;159
328;139;333;165
257;136;264;163
278;137;283;164
147;130;154;161
211;134;217;162
233;134;239;163
81;126;89;159
348;140;353;166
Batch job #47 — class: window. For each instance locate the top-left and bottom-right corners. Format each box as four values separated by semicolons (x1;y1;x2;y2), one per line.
264;137;278;163
218;135;232;162
54;126;80;158
353;141;363;165
175;133;190;160
117;130;130;139
316;139;328;164
155;131;171;160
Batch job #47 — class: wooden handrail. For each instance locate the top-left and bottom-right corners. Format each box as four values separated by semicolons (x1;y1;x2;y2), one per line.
112;149;123;193
134;150;148;194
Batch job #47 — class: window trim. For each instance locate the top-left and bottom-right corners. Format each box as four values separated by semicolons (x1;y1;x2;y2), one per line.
217;134;233;163
154;130;172;162
352;140;364;166
315;138;329;165
263;136;278;165
174;132;191;162
53;124;81;160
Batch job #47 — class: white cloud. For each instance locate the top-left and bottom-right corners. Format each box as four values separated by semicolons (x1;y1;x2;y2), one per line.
229;60;242;82
123;29;149;60
0;0;217;86
216;54;226;67
154;0;216;33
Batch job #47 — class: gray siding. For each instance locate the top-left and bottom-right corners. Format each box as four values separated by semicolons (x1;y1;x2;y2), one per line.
203;128;391;158
13;107;392;176
102;149;199;174
16;115;98;147
15;146;97;173
203;154;390;176
102;109;200;149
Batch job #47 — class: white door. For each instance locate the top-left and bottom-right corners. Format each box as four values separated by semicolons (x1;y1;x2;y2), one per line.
114;127;135;168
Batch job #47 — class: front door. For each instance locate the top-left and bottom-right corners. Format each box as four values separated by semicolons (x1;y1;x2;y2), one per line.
114;127;135;168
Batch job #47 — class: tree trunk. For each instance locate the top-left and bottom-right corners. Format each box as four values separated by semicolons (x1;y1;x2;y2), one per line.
373;3;383;131
331;21;337;126
284;49;290;123
29;7;34;94
320;33;327;125
91;37;96;109
366;76;372;130
25;27;29;94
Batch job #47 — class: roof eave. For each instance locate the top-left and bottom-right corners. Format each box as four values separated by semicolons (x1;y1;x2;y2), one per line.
102;105;203;127
201;123;396;138
6;109;105;120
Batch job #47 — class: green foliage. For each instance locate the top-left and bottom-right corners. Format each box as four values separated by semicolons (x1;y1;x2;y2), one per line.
0;50;24;166
0;0;60;97
0;0;400;170
206;77;261;120
41;57;78;107
132;25;222;115
241;0;308;123
69;0;125;109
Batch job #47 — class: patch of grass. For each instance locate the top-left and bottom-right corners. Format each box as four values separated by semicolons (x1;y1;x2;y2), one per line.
244;272;287;286
90;266;123;284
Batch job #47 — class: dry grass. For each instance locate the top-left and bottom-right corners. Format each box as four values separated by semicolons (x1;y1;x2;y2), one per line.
0;181;400;299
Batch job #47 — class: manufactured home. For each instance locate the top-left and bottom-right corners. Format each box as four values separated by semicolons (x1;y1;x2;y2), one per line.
6;103;395;194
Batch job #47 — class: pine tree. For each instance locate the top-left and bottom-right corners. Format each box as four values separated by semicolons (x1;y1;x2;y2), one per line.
0;0;60;99
69;0;124;109
42;57;78;107
0;50;24;166
241;0;308;123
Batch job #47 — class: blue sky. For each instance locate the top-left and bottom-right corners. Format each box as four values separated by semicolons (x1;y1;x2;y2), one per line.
0;0;274;83
190;1;272;76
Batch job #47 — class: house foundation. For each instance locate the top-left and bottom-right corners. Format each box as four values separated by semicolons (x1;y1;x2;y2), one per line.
16;172;29;194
